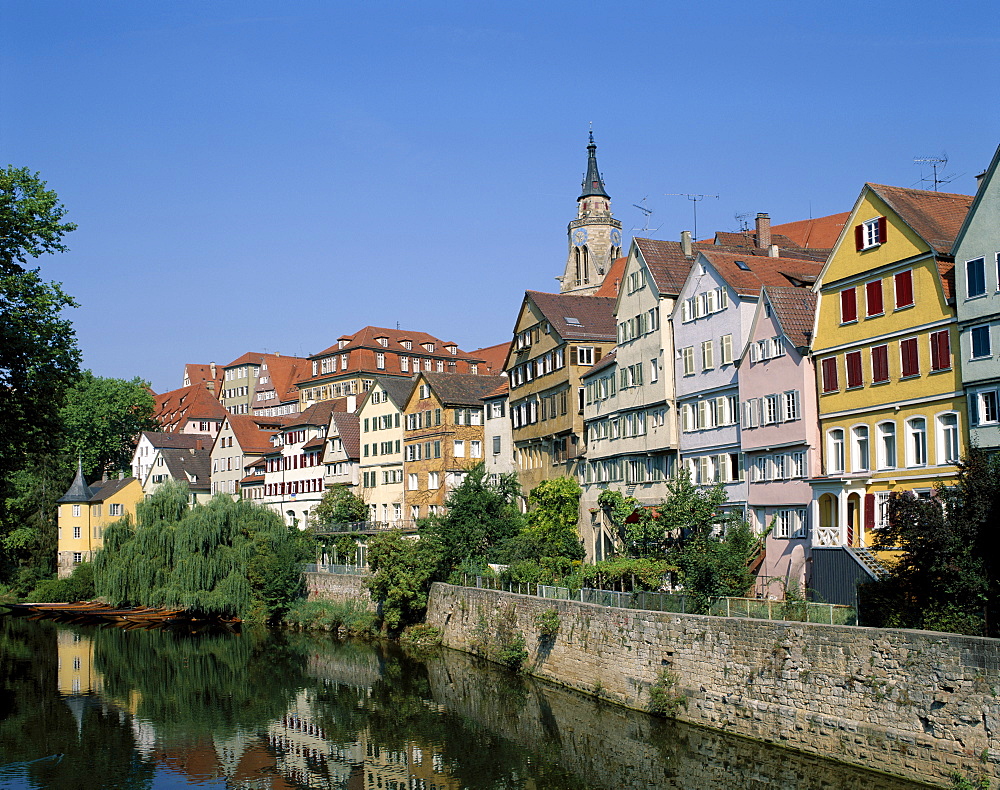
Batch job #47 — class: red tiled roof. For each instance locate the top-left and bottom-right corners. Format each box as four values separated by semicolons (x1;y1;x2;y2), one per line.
255;354;311;403
153;384;228;433
329;412;361;460
283;399;340;429
763;286;817;349
698;250;823;297
311;326;482;363
183;363;223;391
471;342;511;374
139;431;205;450
867;184;972;257
633;238;699;297
224;414;277;455
525;291;617;342
771;212;850;249
592;256;628;298
482;379;509;400
583;348;617;378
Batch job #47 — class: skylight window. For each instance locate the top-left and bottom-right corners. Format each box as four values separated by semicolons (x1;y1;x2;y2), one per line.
564;317;581;325
735;260;751;271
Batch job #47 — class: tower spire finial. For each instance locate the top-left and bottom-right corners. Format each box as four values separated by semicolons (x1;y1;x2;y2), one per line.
580;129;609;200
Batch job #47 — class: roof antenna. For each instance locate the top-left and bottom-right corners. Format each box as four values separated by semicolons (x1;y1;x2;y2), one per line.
666;193;719;242
631;196;661;235
913;154;955;192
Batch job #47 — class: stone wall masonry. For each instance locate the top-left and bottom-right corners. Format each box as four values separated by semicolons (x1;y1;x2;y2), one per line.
425;583;1000;788
304;572;374;609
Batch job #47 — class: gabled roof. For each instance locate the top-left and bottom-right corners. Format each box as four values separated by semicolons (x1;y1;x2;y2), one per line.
183;363;223;391
255;355;311;403
156;448;211;491
866;184;973;257
696;250;823;297
592;256;628;298
153;384;228;432
222;351;269;369
139;431;206;451
632;238;698;297
88;477;140;502
374;375;416;410
418;372;507;407
763;286;817;350
329;412;361;460
311;326;482;363
471;342;510;374
482;379;509;400
283;399;339;429
525;291;617;341
946;142;1000;256
224;415;276;455
770;212;850;250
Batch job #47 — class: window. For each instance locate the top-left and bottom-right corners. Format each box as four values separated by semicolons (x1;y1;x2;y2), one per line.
109;503;123;517
782;391;800;421
978;391;999;425
408;473;418;491
900;338;919;378
376;352;385;370
871;344;889;384
73;526;81;539
840;288;857;323
877;422;897;469
821;357;839;393
856;216;886;250
827;429;845;474
492;436;501;455
682;347;695;375
701;340;714;370
846;351;863;388
470;441;482;458
649;359;658;383
72;505;80;517
874;492;890;529
428;472;439;489
720;334;733;364
851;425;870;472
906;417;927;467
790;451;805;478
930;330;951;371
971;325;991;359
967;257;987;298
937;413;960;464
72;552;82;564
453;440;465;458
764;395;780;425
894;270;914;309
863;281;883;318
576;346;594;365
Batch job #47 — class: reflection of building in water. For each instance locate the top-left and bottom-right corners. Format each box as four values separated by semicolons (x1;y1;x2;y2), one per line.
56;628;103;696
361;729;460;790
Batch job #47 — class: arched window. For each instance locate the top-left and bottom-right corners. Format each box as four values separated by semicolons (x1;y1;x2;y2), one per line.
906;417;927;467
827;428;845;474
935;412;960;464
851;425;870;472
581;246;590;284
574;247;582;284
876;421;896;469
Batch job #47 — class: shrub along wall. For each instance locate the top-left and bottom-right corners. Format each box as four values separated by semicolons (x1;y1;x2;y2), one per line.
426;582;1000;788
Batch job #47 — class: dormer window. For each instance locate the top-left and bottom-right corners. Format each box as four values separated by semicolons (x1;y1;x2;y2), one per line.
422;342;435;353
446;345;457;355
376;337;388;347
401;340;412;350
338;339;349;349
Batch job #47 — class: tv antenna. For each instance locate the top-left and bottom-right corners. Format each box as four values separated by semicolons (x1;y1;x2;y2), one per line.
666;193;719;242
733;212;752;232
913;154;955;192
631;196;660;234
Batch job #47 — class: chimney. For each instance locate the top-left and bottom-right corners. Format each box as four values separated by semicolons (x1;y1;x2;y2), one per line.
976;170;988;189
769;244;779;258
347;394;357;413
681;230;693;257
210;362;216;378
755;213;771;250
195;439;203;451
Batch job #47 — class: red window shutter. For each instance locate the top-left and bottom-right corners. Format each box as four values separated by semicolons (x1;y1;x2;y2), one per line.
846;352;863;388
822;357;839;393
931;330;951;371
855;224;864;251
864;494;876;530
871;345;889;383
866;280;883;316
878;216;887;244
840;288;857;323
895;270;913;308
901;338;919;377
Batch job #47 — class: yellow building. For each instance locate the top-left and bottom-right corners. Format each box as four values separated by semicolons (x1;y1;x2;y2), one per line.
56;462;144;577
811;184;973;553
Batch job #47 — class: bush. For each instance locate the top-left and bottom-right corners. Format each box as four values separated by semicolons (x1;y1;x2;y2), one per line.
281;598;377;636
533;608;560;638
649;670;686;717
494;632;528;672
24;561;95;602
399;624;442;650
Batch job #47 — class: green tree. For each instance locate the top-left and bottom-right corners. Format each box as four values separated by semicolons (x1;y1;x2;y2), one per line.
861;447;999;636
366;530;447;631
423;463;524;568
61;370;157;478
308;484;368;528
506;477;585;562
95;481;309;620
0;167;80;583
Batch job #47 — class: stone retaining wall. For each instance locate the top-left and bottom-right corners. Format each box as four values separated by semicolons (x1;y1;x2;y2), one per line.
303;572;373;608
426;582;1000;788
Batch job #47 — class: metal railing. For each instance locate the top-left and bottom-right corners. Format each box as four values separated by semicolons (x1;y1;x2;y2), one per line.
462;575;856;626
313;520;419;534
302;563;368;576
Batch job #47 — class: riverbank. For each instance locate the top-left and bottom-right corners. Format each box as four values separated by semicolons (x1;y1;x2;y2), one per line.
425;582;1000;789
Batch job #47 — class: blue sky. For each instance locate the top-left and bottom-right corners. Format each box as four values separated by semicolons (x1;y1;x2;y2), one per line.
4;0;998;394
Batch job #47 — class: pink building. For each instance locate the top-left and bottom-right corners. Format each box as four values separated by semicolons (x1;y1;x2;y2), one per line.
737;286;820;597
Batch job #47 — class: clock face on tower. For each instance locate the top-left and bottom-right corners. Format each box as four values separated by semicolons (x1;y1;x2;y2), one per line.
573;228;588;247
610;229;622;246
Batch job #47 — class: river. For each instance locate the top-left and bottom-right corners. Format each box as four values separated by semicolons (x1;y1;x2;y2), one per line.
0;617;936;789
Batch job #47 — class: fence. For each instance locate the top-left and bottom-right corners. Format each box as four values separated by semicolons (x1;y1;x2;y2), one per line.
463;575;856;626
302;563;368;576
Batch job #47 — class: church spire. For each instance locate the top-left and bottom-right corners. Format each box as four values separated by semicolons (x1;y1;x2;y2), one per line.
579;131;610;200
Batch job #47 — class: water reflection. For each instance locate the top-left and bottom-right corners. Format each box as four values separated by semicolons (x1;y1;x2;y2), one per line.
0;617;933;790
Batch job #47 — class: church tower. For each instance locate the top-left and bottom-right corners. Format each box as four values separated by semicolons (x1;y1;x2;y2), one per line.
559;132;623;295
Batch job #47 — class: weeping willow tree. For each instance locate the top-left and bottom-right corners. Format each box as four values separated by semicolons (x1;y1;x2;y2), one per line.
95;480;309;620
